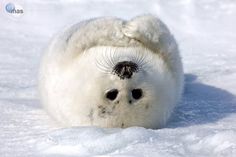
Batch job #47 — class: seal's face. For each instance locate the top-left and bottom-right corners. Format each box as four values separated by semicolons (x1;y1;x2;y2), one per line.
64;46;176;128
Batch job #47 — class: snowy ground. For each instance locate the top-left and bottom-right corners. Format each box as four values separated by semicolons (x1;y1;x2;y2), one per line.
1;0;236;156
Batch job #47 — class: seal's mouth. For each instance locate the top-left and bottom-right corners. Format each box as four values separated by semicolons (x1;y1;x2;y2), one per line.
112;61;139;79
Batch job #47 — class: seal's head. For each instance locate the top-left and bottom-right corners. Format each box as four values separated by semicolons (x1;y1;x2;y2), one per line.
54;46;178;128
39;15;183;129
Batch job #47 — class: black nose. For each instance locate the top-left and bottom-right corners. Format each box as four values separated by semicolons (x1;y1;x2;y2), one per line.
113;61;138;79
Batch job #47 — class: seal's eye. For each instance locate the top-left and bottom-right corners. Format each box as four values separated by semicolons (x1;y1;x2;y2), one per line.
106;89;118;101
132;89;143;100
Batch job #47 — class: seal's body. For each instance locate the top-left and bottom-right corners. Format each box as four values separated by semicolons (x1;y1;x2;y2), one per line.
39;15;183;129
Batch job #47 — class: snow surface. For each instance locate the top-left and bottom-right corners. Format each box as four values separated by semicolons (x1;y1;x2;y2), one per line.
1;0;236;156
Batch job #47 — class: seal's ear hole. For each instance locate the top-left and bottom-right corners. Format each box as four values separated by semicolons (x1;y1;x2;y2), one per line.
132;89;143;100
106;89;118;101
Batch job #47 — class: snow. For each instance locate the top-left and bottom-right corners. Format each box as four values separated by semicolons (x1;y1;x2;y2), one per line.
1;0;236;156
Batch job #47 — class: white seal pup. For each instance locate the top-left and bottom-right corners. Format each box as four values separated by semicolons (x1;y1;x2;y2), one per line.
39;15;184;129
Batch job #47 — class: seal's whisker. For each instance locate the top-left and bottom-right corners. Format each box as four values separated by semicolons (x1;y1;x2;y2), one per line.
104;47;112;67
95;63;110;73
107;47;116;67
96;56;111;70
102;50;114;69
139;59;149;70
134;51;145;69
137;50;143;63
110;49;116;68
138;51;151;71
95;58;111;73
133;52;140;65
137;51;144;66
112;47;119;65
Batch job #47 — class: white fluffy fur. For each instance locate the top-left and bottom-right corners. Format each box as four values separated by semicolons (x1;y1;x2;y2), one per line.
39;15;183;129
